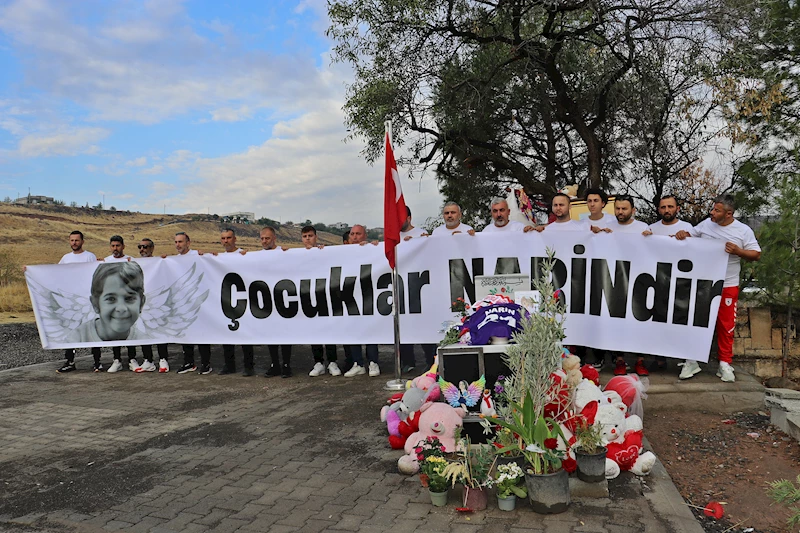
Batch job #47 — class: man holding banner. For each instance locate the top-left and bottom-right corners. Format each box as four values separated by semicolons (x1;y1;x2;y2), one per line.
431;202;473;236
675;194;761;383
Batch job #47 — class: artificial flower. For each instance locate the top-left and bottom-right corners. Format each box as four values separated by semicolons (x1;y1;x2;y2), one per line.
544;438;558;450
561;457;577;473
703;501;724;520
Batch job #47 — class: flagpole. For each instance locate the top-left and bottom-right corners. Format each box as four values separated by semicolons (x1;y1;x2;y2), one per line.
385;119;404;391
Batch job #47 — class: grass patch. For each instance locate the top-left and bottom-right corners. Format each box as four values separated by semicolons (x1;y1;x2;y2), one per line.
0;282;32;313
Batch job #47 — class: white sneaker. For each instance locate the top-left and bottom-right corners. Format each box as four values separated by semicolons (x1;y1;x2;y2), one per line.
717;362;735;383
344;363;365;377
678;360;700;380
108;360;124;373
369;361;380;377
309;362;326;377
129;360;140;372
136;361;156;373
328;362;342;376
159;359;169;373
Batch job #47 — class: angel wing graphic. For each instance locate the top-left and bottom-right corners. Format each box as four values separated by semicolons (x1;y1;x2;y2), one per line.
438;375;486;408
28;263;209;342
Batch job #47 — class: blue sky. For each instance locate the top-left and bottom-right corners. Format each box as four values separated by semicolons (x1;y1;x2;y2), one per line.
0;0;443;227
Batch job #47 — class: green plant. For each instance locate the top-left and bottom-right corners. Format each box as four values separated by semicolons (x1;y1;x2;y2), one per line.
572;420;606;455
442;437;495;489
766;475;800;528
493;462;528;499
489;389;567;474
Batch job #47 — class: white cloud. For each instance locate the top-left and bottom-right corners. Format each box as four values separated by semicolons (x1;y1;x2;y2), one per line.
16;127;109;157
0;0;329;123
126;156;147;167
167;99;443;227
141;164;164;175
210;105;253;122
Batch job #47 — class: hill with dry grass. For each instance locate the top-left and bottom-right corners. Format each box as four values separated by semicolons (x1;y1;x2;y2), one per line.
0;204;345;313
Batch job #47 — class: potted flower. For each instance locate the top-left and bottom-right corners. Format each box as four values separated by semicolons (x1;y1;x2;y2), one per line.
412;436;445;487
422;456;450;506
572;419;607;483
493;462;527;511
442;436;495;510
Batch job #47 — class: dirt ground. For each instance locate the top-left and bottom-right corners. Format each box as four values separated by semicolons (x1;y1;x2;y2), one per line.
647;409;800;533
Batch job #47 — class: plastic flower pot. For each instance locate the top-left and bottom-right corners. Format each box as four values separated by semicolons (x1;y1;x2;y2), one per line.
428;489;448;507
575;447;608;483
497;494;517;511
525;469;570;514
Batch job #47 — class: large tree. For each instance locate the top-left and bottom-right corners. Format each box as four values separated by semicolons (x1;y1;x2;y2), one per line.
328;0;736;213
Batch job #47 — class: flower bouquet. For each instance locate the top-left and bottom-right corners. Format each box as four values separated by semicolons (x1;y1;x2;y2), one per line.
413;436;445;487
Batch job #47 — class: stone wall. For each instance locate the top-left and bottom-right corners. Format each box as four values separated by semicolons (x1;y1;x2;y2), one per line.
734;304;800;379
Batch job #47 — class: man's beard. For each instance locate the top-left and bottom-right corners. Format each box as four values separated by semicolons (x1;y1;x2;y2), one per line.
616;213;632;224
661;212;676;223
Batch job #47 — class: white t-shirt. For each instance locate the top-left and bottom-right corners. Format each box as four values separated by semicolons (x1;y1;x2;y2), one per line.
104;254;133;262
606;219;649;234
690;218;761;287
585;213;617;230
482;220;528;233
177;250;199;256
59;251;97;264
544;219;587;232
432;223;473;236
648;220;694;236
222;248;243;254
400;226;428;239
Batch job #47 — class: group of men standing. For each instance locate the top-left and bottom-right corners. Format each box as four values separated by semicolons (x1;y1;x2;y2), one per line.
50;189;759;384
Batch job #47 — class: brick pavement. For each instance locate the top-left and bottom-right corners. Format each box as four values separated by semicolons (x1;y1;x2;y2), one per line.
0;347;711;533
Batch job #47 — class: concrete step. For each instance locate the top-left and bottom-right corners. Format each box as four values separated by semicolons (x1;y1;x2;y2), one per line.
766;388;800;442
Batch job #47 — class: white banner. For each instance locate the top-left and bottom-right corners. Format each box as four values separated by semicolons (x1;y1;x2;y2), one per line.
27;233;727;361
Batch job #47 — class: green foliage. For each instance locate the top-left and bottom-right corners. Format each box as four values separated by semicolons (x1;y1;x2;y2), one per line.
328;0;737;214
766;475;800;528
572;419;605;455
442;437;495;489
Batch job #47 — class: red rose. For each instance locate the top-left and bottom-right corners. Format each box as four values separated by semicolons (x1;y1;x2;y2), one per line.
544;438;558;450
414;447;423;453
561;457;577;473
417;454;424;461
703;501;724;520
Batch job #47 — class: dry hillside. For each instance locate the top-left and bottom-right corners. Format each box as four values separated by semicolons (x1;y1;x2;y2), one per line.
0;204;343;266
0;204;345;313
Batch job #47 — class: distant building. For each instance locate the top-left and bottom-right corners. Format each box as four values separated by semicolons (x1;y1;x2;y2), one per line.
331;222;349;230
14;195;55;206
221;211;256;224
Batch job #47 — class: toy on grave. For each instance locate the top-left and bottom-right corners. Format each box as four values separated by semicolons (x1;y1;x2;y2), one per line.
439;375;485;409
604;373;648;420
479;389;496;417
591;402;656;479
381;385;439;449
398;402;468;473
561;351;583;390
580;363;600;386
560;184;579;199
405;358;440;397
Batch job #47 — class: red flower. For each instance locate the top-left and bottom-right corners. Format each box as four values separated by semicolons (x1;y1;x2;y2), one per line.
417;454;424;461
544;438;558;450
500;287;506;292
703;501;724;520
562;457;577;473
414;447;423;453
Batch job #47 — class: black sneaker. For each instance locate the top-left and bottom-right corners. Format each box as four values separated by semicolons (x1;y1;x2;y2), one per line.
591;360;605;370
402;366;416;374
57;362;76;373
199;364;213;375
242;368;255;377
281;365;293;378
218;366;236;375
177;363;197;374
93;362;104;373
264;364;281;378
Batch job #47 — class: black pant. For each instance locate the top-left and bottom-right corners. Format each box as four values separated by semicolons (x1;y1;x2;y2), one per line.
400;344;436;368
268;345;291;367
113;346;136;361
91;347;101;364
64;349;75;363
141;344;169;363
182;345;211;367
312;345;337;364
223;345;254;371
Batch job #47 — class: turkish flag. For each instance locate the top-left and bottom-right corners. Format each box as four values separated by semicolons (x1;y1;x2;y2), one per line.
384;131;407;269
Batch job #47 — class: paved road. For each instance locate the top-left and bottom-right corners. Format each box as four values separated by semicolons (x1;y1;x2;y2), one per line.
0;346;760;532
